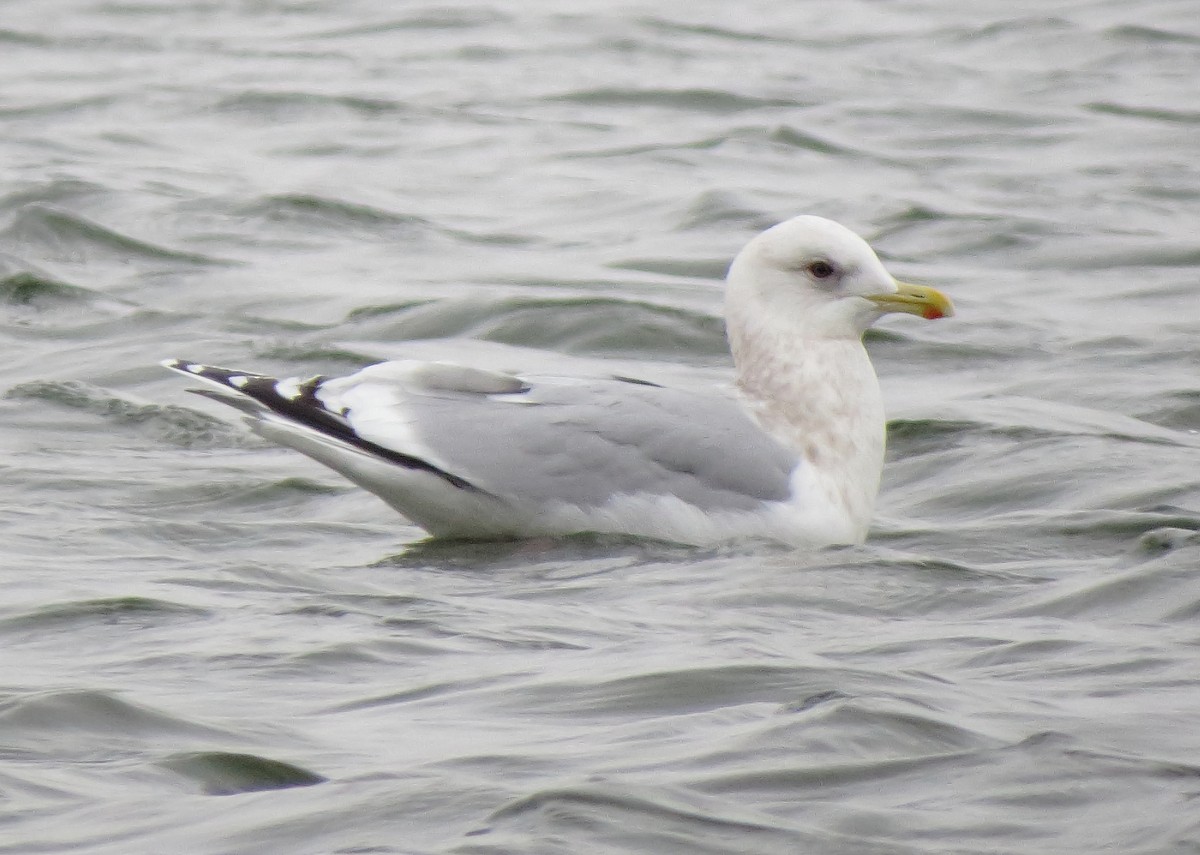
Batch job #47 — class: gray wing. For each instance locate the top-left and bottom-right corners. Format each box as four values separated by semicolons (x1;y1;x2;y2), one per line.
323;364;798;513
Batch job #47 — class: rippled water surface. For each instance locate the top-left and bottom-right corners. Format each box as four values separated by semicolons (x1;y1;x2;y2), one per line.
3;1;1200;852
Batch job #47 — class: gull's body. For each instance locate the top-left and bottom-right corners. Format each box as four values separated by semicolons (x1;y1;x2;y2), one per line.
163;216;951;547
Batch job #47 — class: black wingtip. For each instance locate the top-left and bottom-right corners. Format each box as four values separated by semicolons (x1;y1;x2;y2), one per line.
162;358;229;377
161;358;485;494
161;360;272;387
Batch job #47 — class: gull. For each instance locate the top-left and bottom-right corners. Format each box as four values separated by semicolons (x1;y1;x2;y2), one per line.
163;215;952;546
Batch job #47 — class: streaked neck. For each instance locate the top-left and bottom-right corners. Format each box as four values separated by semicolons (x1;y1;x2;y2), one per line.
729;322;886;537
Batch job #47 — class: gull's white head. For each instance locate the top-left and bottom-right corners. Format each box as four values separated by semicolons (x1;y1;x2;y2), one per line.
725;215;953;343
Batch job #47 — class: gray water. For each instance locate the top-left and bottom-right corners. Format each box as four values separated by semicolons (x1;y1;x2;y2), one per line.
3;1;1200;852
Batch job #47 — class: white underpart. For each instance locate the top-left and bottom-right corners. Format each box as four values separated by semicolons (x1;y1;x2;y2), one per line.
532;492;856;547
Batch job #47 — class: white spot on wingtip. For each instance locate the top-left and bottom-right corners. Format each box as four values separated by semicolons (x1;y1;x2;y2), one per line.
162;360;201;374
229;375;249;388
276;377;302;400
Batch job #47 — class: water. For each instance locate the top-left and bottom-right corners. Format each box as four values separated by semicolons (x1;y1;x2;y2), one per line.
3;1;1200;852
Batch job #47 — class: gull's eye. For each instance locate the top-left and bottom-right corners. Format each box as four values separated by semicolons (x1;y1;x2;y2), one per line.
807;259;836;280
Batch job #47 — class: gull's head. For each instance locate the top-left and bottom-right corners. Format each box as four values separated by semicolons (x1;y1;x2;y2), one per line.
725;215;953;342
